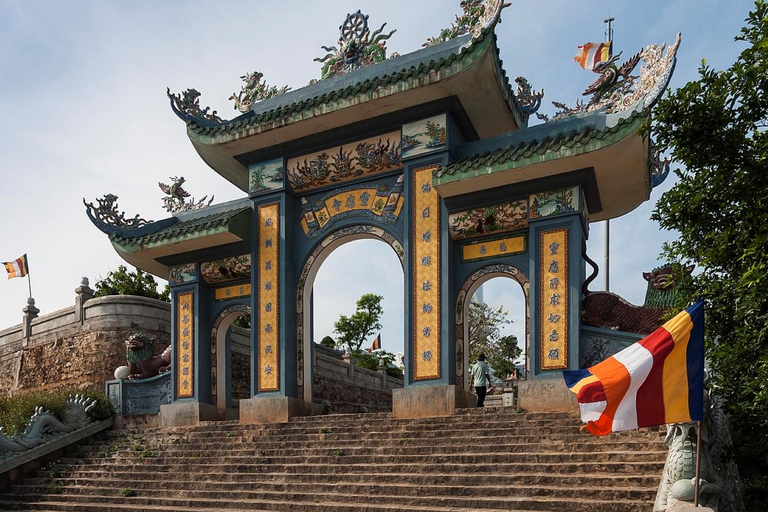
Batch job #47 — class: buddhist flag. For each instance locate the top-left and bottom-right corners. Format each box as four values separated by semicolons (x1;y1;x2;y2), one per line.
370;334;381;351
3;254;29;280
574;41;612;71
564;302;705;436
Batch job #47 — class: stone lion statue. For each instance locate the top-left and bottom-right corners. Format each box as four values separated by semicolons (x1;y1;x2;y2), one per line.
116;333;172;380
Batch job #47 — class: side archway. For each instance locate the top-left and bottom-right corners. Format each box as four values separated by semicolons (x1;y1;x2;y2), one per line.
296;225;404;403
210;303;251;413
456;264;530;390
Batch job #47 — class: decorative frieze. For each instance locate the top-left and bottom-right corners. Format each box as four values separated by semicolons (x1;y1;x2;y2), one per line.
449;200;527;240
169;263;197;285
539;229;568;370
258;204;280;392
200;254;251;284
249;158;285;194
529;187;579;219
413;165;441;380
286;131;401;192
402;114;447;159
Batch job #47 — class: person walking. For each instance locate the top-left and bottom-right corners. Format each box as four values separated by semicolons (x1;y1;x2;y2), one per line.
470;353;492;407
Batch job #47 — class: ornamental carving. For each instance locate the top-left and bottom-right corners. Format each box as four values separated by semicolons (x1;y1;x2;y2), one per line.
550;34;682;121
515;77;545;119
200;254;251;284
448;200;528;240
229;71;291;113
83;194;151;233
166;87;222;122
286;132;401;191
314;10;397;80
0;395;96;462
159;176;214;213
423;0;510;47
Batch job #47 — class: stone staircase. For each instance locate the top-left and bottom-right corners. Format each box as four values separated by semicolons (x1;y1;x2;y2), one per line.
0;407;666;511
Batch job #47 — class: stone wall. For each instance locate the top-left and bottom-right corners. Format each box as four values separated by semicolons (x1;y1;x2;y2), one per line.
313;344;403;413
0;285;402;413
0;293;170;395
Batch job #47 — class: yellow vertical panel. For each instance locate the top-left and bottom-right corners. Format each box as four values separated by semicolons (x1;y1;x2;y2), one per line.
176;292;194;398
540;228;568;370
413;165;441;380
258;203;280;392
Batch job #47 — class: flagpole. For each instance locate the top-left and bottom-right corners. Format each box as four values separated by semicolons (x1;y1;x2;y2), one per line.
27;273;32;300
694;420;702;507
603;17;614;292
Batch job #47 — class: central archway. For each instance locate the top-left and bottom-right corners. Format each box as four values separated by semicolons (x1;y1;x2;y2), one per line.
456;264;530;390
296;225;404;403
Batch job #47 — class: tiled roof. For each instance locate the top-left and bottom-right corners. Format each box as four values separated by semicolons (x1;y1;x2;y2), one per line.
178;29;525;141
110;205;251;251
436;109;647;180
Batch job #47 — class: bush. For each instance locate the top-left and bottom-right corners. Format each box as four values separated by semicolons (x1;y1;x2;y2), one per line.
0;388;114;433
351;349;404;380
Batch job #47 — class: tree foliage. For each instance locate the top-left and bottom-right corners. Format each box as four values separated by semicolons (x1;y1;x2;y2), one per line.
319;336;336;349
651;0;768;479
94;265;170;302
467;301;521;378
351;349;403;379
333;293;383;351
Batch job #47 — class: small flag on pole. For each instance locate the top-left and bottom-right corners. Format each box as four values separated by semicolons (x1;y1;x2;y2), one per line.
574;41;612;71
370;334;381;351
3;254;29;280
563;301;705;436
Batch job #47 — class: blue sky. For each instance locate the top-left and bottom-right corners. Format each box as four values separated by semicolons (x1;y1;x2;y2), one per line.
0;1;754;357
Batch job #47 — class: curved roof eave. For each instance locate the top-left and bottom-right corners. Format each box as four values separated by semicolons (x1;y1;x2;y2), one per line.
177;29;525;192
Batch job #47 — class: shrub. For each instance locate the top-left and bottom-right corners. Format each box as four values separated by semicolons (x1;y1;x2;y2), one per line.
0;388;114;433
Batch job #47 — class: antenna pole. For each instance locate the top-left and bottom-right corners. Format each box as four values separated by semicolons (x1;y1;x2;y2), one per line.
602;15;615;292
604;16;615;53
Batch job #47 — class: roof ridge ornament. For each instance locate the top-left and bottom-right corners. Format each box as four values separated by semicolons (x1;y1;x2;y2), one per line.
166;88;223;123
229;71;291;113
423;0;511;47
548;33;682;122
83;194;151;233
514;77;545;119
313;10;397;80
159;176;214;213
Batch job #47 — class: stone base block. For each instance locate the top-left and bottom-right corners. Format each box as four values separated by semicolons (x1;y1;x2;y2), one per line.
517;378;578;413
393;385;475;419
159;402;219;427
239;396;322;424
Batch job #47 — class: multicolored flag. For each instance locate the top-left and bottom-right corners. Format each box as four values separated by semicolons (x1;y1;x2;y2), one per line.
370;334;381;351
574;41;612;71
2;254;29;280
564;302;705;436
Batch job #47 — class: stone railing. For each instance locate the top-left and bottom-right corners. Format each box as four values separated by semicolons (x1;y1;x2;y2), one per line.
0;279;170;395
313;344;404;413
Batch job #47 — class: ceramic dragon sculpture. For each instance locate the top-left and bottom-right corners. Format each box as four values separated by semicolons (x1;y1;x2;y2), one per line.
0;395;96;461
654;379;744;511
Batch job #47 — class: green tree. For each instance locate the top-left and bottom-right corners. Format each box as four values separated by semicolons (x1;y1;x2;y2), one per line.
333;293;383;351
319;336;336;350
94;265;170;302
650;0;768;495
467;301;521;378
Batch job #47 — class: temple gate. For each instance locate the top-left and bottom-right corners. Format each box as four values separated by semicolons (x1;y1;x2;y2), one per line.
87;1;680;424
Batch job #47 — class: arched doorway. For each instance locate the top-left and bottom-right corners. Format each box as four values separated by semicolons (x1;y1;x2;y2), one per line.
296;225;404;404
456;264;530;391
210;304;251;418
